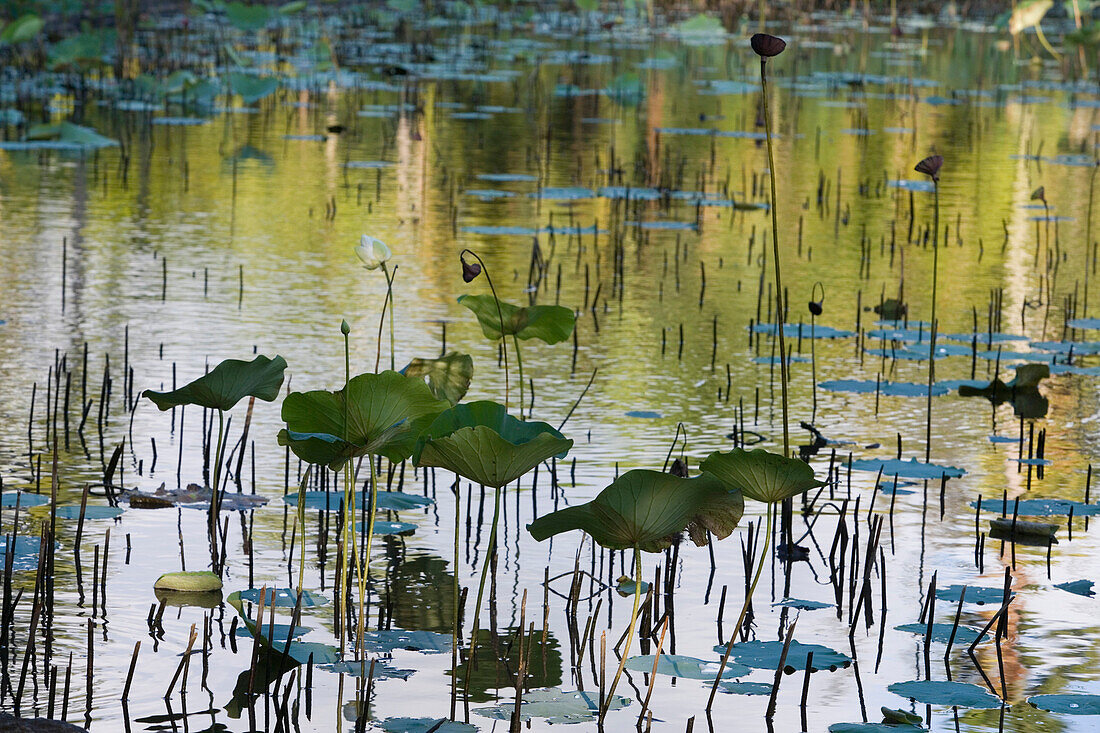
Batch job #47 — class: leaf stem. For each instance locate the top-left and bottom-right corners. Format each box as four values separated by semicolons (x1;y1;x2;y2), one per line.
601;545;642;722
462;484;502;721
461;249;510;409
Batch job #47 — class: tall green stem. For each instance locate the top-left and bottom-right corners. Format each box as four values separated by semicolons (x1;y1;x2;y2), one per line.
450;473;461;720
383;263;396;371
462;484;502;721
210;409;226;566
601;545;642;722
925;183;939;463
462;249;510;409
760;57;790;458
707;505;773;710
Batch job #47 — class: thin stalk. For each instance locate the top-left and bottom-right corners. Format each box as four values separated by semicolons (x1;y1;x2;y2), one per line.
450;473;461;720
601;545;642;722
382;263;396;371
707;505;774;710
374;281;391;373
512;335;525;419
462;484;502;720
760;56;790;457
1086;163;1098;317
461;249;510;409
295;466;312;595
925;182;939;463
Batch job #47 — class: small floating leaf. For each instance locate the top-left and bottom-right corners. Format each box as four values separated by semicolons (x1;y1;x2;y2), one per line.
624;654;749;679
320;661;416;680
237;587;329;607
51;505;123;520
154;571;223;593
1029;693;1100;714
712;639;851;672
361;629;451;654
849;458;965;480
888;680;1001;708
717;681;774;695
476;687;627;724
0;492;48;508
1054;580;1095;597
375;718;476;732
894;623;983;645
774;598;833;610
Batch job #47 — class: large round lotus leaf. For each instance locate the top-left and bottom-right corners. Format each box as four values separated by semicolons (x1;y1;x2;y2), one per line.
528;469;742;553
624;654;750;679
144;355;286;412
402;352;474;405
279;370;450;469
458;294;575;344
711;639;852;672
894;623;983;645
154;571;223;592
888;680;1002;709
413;401;572;489
1028;694;1100;714
700;448;825;504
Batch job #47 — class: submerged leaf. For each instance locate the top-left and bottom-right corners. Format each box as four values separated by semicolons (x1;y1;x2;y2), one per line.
528;469;742;552
144;355;286;412
701;448;824;504
458;294;575;344
402;353;474;404
414;401;572;488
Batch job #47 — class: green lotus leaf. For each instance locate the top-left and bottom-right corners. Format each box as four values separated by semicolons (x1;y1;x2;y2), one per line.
457;294;575;344
527;469;743;553
144;355;287;412
228;72;278;104
700;448;825;504
0;14;44;44
279;370;450;470
224;1;273;31
413;401;572;488
402;352;474;405
154;571;223;593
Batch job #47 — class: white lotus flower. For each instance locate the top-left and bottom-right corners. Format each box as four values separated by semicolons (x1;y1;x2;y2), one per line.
355;234;392;270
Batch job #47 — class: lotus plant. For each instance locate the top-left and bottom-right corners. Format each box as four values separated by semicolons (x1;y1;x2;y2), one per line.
356;233;396;370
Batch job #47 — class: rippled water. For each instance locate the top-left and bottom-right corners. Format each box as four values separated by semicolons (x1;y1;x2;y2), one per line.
3;7;1100;732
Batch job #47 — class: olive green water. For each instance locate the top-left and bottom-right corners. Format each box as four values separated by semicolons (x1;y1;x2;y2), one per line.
2;8;1100;732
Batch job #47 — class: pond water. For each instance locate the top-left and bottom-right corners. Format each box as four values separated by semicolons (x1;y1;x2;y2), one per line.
2;5;1100;732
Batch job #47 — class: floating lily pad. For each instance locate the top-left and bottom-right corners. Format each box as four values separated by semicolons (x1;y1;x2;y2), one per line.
774;598;833;610
1029;693;1100;714
625;410;661;418
353;520;416;535
752;323;855;339
284;490;431;512
894;623;983;645
615;577;650;595
829;723;924;732
51;505;123;520
624;654;749;679
155;571;223;593
970;498;1098;517
1054;580;1095;597
0;492;48;508
849;458;965;480
820;380;949;397
375;492;434;512
237;588;329;607
319;660;416;680
935;585;1010;605
235;624;309;643
0;536;44;571
374;718;476;732
124;485;268;511
531;186;595;200
476;687;627;724
717;681;774;695
711;639;851;672
361;629;450;654
888;680;1001;708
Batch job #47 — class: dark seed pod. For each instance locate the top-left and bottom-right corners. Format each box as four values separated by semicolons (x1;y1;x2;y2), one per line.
914;155;944;182
460;256;482;283
751;33;786;58
1030;186;1046;203
669;457;689;478
808;300;823;316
